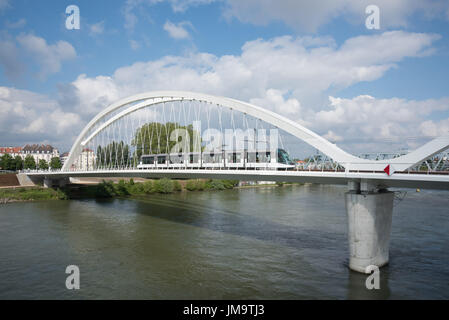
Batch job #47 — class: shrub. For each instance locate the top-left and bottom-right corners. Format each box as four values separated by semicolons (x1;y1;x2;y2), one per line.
95;180;115;198
206;179;226;190
173;180;182;191
143;181;153;194
185;180;197;191
195;180;205;191
55;188;68;200
186;179;208;191
155;178;174;194
115;180;130;196
130;182;145;194
223;180;239;189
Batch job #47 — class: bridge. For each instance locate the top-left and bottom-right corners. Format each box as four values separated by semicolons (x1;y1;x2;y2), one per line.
24;91;449;274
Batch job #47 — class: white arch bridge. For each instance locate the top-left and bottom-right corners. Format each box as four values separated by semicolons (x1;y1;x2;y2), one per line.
25;91;449;273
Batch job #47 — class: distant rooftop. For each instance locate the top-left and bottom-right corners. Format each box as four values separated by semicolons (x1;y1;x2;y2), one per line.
22;144;57;153
0;147;22;154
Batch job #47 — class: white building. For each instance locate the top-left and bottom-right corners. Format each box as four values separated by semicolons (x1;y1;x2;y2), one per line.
60;152;69;166
73;148;95;171
22;144;59;164
0;147;22;158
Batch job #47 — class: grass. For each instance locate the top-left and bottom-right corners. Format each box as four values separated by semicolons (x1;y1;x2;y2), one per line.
0;187;67;202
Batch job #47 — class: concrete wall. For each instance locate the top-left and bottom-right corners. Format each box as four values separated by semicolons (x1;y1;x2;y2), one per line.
16;173;39;187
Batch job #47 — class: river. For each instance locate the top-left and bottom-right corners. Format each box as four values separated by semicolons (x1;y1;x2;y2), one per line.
0;184;448;299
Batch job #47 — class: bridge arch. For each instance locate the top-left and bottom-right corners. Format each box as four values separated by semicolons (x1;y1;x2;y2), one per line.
63;91;449;172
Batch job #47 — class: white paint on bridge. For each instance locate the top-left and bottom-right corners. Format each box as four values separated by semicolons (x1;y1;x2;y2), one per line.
26;169;449;190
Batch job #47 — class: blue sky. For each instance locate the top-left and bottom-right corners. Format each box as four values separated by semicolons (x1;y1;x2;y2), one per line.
1;0;449;154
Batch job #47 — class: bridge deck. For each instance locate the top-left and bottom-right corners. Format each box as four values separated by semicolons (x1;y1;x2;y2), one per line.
25;169;449;190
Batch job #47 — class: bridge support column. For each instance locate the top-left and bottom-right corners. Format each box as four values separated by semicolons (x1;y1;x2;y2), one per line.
43;178;53;188
57;178;70;188
346;181;394;273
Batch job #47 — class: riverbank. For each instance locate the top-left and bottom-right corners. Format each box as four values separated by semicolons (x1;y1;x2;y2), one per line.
0;187;67;203
0;178;302;204
65;178;240;199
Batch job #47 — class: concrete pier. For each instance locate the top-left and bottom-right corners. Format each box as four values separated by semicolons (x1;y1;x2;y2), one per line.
346;181;394;273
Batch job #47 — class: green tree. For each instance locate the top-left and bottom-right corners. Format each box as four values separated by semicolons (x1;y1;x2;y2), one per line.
24;155;36;170
50;157;62;169
0;154;13;170
96;141;130;168
14;156;23;171
38;159;49;170
132;122;200;160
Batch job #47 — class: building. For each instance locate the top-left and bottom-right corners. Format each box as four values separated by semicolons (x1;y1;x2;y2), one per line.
0;147;22;157
60;152;69;166
73;148;95;171
22;144;60;164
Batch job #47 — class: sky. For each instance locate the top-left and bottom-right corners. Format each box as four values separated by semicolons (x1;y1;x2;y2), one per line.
0;0;449;156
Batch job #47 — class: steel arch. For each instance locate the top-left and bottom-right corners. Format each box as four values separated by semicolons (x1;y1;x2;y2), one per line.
63;91;449;172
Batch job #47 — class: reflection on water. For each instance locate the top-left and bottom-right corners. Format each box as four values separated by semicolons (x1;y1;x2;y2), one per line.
0;184;448;299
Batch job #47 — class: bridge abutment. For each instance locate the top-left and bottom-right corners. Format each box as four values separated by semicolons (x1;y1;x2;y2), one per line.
346;181;394;273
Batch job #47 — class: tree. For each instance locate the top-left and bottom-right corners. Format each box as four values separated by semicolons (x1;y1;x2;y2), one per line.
24;155;36;170
38;159;49;170
96;141;130;169
14;156;23;171
131;122;199;160
0;154;13;170
50;157;62;170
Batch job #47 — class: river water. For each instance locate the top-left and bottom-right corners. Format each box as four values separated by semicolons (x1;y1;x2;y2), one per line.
0;184;448;299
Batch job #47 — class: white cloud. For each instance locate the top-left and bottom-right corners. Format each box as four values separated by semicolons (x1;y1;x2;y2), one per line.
123;0;141;32
16;34;76;78
163;20;192;39
311;95;449;152
89;21;105;36
70;74;122;116
250;89;301;115
65;31;439;116
5;18;26;29
420;119;449;138
0;87;82;147
63;31;446;154
129;39;141;50
122;0;213;31
0;33;76;82
0;37;24;81
323;130;343;143
224;0;449;32
2;31;447;154
167;0;216;12
121;0;449;33
0;0;9;11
